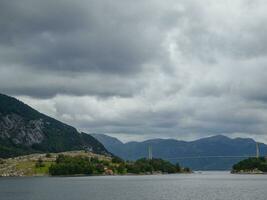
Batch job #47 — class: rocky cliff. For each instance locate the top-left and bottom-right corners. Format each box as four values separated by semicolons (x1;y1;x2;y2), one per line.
0;93;109;158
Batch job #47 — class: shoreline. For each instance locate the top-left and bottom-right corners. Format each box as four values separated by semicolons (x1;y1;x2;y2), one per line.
231;172;267;175
0;171;193;178
231;169;267;175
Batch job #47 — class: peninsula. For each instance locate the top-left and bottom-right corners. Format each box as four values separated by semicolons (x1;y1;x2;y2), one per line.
0;151;191;177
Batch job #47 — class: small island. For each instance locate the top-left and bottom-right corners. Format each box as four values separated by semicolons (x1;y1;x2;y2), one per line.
0;151;191;177
231;157;267;174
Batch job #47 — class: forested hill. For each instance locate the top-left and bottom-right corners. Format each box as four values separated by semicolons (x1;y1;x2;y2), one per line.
0;93;109;158
232;157;267;173
92;134;267;170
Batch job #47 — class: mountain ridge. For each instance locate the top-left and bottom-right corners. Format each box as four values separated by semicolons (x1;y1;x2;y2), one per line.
0;93;109;158
91;134;267;170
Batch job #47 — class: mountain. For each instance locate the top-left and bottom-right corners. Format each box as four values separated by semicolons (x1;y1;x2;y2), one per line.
90;133;124;155
91;134;123;147
92;134;267;170
0;93;109;158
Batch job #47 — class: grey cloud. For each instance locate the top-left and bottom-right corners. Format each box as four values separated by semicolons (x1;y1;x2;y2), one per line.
174;1;267;63
0;66;145;98
0;0;166;75
1;0;267;142
0;0;172;98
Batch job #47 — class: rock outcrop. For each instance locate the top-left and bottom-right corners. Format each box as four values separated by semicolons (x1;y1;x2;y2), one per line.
0;93;110;158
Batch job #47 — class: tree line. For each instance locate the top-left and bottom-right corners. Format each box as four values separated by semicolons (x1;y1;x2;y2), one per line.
47;155;191;176
232;157;267;172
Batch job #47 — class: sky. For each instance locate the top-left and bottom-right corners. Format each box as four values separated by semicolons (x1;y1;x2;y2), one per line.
1;0;267;142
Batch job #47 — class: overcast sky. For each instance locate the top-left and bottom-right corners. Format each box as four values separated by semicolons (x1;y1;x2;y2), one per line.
1;0;267;142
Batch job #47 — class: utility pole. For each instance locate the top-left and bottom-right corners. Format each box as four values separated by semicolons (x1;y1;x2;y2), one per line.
256;142;259;159
148;145;152;160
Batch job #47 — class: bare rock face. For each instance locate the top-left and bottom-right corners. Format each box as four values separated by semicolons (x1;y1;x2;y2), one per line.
0;114;44;146
0;93;110;158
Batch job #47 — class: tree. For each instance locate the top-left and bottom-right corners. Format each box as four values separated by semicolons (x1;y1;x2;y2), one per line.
175;163;181;172
112;156;124;164
35;158;45;168
45;153;52;158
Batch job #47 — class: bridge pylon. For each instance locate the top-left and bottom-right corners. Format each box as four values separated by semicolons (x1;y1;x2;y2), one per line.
256;142;259;158
148;145;153;160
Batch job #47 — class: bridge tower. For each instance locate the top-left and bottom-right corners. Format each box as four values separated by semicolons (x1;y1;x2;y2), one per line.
148;145;153;160
256;142;259;158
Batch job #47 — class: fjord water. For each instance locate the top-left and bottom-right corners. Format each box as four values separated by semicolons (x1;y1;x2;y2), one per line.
0;172;266;200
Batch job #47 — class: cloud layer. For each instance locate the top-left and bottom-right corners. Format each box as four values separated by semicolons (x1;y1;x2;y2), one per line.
1;0;267;142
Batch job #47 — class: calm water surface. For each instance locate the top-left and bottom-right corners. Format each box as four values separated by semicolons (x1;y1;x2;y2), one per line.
0;171;266;200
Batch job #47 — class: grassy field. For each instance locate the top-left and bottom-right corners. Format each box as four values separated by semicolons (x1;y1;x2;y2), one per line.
15;161;53;176
0;151;111;177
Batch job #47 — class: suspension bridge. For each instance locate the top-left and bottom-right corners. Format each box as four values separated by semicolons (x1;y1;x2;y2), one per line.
147;142;261;160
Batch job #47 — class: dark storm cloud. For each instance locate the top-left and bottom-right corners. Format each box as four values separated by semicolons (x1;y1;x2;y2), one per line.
0;66;145;98
0;0;171;98
1;0;267;142
0;0;166;75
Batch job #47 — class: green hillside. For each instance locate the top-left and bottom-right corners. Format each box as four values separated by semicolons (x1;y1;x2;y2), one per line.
232;157;267;173
0;93;109;158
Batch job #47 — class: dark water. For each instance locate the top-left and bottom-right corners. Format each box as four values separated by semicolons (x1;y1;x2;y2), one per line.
0;172;266;200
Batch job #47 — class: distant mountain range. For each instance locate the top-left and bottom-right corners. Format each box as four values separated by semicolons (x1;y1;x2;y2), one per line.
2;92;266;171
0;93;109;158
91;134;267;170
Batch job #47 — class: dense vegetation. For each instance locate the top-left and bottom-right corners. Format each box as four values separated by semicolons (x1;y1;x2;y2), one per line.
232;157;267;173
125;158;182;174
48;155;190;176
0;93;109;158
49;155;98;175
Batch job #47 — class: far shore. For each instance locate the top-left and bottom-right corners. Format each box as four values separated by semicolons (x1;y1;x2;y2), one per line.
231;171;267;175
0;151;192;177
